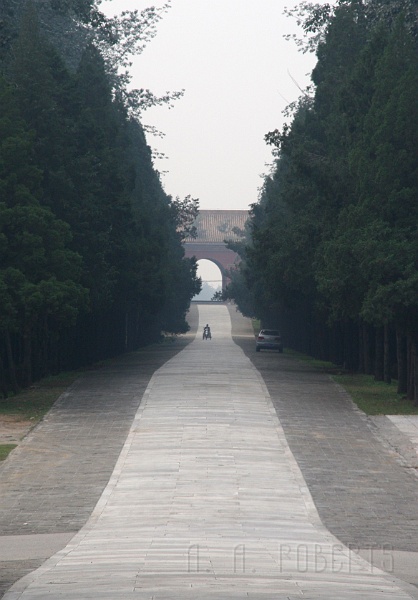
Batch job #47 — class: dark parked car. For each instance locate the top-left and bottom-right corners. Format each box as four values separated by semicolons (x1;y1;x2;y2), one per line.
256;329;283;353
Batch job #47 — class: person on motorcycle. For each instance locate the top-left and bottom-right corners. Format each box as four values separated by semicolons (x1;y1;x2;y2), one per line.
203;324;211;340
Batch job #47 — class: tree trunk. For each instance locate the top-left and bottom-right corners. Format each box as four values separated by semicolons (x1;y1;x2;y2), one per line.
406;336;416;401
408;338;418;406
125;310;129;352
374;327;384;381
358;321;364;373
396;328;407;394
343;321;351;370
343;320;358;372
22;323;33;386
383;323;391;384
363;324;373;375
5;329;19;393
414;356;418;407
0;351;9;398
331;322;344;366
41;315;49;378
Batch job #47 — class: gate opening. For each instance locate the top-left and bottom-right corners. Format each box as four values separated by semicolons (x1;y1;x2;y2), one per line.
193;259;222;301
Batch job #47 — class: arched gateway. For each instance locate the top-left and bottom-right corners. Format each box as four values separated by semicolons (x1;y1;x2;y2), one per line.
183;210;249;289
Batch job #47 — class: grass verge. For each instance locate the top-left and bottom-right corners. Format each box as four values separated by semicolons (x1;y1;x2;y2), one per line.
286;349;418;416
0;337;180;459
285;349;344;374
333;373;418;416
0;371;81;422
0;372;82;461
0;444;17;461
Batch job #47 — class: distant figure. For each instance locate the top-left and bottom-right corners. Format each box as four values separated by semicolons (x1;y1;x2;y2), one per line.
203;324;211;340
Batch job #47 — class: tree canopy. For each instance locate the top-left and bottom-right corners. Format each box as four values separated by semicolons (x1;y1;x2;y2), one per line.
0;1;200;395
225;0;418;402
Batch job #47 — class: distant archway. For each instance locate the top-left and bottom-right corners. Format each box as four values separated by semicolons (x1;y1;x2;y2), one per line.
183;210;248;290
193;259;222;301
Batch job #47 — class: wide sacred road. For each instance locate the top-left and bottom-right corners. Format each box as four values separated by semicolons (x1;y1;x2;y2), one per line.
4;305;417;599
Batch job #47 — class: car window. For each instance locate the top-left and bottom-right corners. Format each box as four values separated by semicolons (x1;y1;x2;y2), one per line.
261;330;280;336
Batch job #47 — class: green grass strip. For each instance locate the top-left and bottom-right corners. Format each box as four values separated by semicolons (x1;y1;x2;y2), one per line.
333;373;418;416
0;371;81;422
286;349;418;416
0;444;17;461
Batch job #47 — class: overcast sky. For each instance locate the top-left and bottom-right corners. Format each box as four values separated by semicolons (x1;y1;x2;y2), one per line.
106;0;319;211
104;0;321;286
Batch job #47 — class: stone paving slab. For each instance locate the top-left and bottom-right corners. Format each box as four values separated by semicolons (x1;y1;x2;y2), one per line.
4;305;417;599
386;416;418;460
0;535;75;561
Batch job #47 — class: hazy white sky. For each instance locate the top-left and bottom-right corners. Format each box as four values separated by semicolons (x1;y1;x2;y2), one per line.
106;0;319;211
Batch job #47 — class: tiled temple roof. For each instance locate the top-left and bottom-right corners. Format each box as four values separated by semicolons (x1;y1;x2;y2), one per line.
185;210;249;243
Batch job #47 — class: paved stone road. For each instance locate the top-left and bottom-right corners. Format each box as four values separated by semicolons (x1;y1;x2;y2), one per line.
228;305;418;588
0;307;199;597
2;305;417;599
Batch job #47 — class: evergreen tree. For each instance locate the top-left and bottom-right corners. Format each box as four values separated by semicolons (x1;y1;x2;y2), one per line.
234;1;418;399
0;75;88;389
0;2;200;393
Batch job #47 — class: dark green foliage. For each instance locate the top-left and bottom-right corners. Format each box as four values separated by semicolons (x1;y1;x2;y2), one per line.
232;2;418;401
0;3;199;395
0;72;88;386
